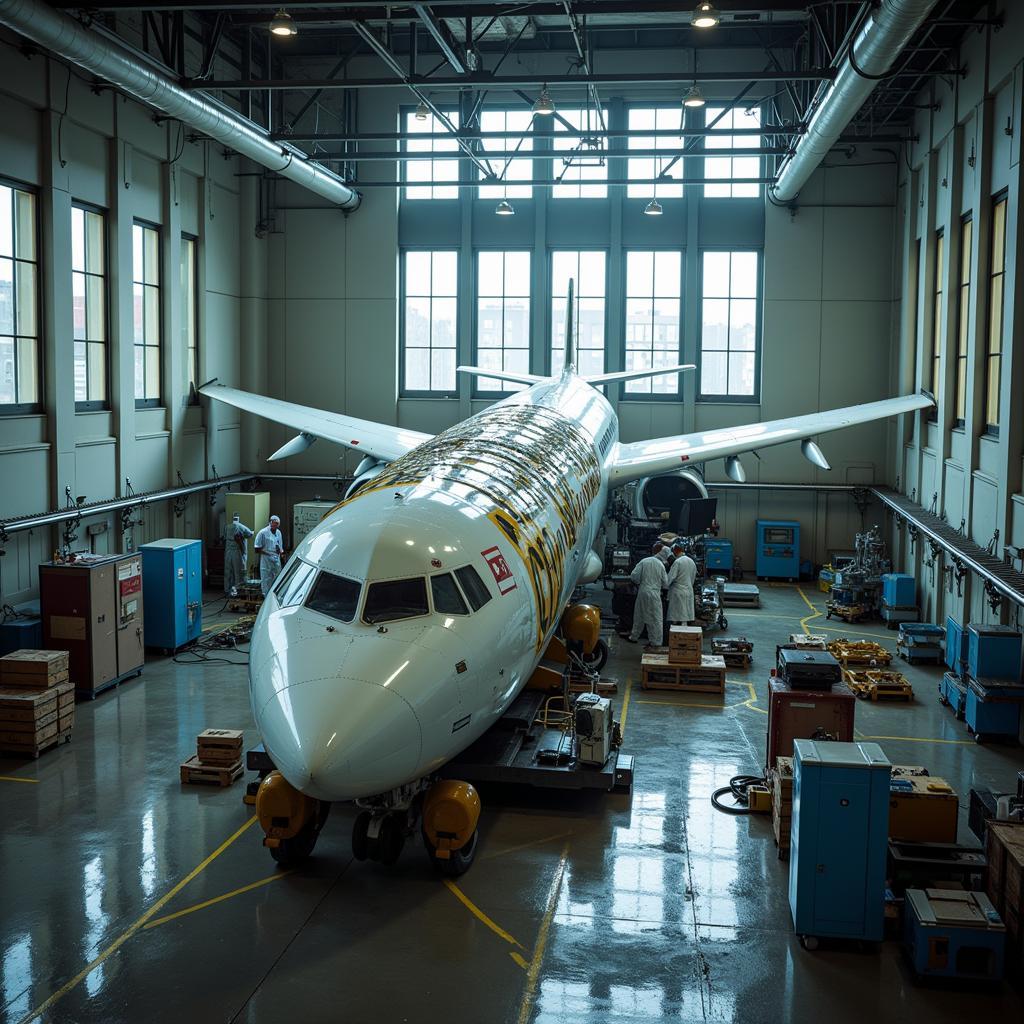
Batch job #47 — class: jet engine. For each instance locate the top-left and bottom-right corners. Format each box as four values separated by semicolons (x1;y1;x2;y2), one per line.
631;467;708;520
344;456;388;499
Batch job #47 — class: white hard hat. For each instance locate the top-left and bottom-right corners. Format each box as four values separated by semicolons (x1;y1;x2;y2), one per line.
270;515;281;523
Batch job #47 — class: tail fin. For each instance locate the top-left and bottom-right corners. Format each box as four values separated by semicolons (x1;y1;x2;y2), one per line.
563;278;575;371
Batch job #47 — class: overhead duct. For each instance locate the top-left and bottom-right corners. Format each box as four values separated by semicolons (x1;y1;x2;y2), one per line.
771;0;936;203
0;0;360;210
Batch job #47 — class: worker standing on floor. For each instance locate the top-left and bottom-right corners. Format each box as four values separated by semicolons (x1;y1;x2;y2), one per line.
224;513;254;597
254;515;287;596
627;544;668;647
667;542;698;625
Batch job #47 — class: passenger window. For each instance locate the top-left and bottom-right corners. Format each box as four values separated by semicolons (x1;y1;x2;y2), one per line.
431;573;469;615
306;571;361;622
455;565;492;611
275;559;317;607
363;577;429;623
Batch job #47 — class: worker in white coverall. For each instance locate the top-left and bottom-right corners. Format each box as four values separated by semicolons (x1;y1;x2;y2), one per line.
667;543;698;625
224;513;254;596
627;545;669;647
254;515;287;596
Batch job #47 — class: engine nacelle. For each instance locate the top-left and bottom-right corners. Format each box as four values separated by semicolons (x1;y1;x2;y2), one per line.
344;459;387;499
631;468;708;520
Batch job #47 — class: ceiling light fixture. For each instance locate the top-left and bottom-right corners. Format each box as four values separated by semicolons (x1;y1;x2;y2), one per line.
683;84;706;108
495;199;515;216
644;198;663;216
691;3;720;29
414;100;430;121
533;86;555;116
269;8;297;36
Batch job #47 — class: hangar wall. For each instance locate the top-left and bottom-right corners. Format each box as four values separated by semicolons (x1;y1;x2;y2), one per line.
0;33;265;607
894;6;1024;630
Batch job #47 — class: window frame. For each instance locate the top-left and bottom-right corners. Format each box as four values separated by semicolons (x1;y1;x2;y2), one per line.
953;214;971;429
983;191;1007;436
548;248;609;376
697;247;762;403
132;218;163;409
625;105;686;200
71;200;110;412
472;248;532;398
929;227;944;420
0;176;42;415
400;105;462;201
703;104;764;199
399;247;460;398
551;106;610;200
476;107;534;200
621;247;685;401
181;232;200;406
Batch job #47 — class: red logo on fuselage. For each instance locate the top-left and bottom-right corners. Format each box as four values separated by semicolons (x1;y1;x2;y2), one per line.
481;546;517;595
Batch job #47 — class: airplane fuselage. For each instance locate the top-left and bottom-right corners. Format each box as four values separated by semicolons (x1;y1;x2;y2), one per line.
248;372;617;801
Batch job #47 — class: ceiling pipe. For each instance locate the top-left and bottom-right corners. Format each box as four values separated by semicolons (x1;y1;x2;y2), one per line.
771;0;937;204
0;0;361;210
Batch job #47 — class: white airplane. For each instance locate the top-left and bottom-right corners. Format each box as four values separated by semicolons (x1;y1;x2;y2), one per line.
201;290;932;874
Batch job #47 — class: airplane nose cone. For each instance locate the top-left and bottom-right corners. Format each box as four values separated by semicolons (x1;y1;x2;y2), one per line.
257;676;423;801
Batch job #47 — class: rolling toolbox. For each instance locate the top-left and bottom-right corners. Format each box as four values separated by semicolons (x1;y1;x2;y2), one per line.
777;648;842;690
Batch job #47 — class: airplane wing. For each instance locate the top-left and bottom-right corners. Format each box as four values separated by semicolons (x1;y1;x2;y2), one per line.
609;393;934;487
199;383;432;463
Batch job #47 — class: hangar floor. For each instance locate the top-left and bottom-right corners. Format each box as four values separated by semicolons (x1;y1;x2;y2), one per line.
1;584;1023;1024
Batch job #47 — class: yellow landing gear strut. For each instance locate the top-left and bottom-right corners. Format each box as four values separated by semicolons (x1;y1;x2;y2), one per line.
255;770;330;868
528;603;609;691
421;779;481;877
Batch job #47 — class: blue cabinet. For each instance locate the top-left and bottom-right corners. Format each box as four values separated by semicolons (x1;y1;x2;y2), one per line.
967;623;1021;681
756;520;800;581
945;616;968;672
140;539;203;652
789;740;891;944
704;539;733;572
965;679;1023;740
881;573;916;608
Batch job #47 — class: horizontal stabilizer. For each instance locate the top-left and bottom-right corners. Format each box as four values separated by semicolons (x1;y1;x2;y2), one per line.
456;365;545;387
583;364;696;387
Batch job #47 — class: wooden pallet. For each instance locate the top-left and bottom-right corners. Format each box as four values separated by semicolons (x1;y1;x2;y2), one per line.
566;672;618;695
640;653;727;693
844;669;914;702
826;602;873;623
0;727;72;759
0;649;71;689
180;755;244;787
827;639;892;668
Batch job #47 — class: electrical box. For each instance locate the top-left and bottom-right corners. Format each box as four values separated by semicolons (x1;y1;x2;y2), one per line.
789;740;891;944
574;693;612;767
756;520;800;581
766;677;855;772
140;539;203;652
704;539;733;572
293;500;336;548
904;889;1004;982
39;554;145;697
967;623;1022;682
881;573;916;609
226;491;270;574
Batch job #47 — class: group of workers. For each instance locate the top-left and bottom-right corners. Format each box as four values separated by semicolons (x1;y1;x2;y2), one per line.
627;540;698;649
224;513;287;597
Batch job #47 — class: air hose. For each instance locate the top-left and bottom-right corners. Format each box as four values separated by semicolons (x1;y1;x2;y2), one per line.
711;774;766;815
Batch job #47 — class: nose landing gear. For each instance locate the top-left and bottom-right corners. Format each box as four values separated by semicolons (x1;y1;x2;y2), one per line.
255;770;331;868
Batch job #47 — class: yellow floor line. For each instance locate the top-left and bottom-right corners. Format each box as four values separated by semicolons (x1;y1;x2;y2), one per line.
860;734;976;746
18;816;257;1024
510;951;529;971
444;880;524;950
619;677;633;736
728;608;895;642
744;700;768;715
143;870;291;930
0;775;39;784
517;841;570;1024
481;831;574;863
636;698;749;710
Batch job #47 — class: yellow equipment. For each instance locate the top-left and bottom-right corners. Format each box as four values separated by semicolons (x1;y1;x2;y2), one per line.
256;770;318;847
747;785;772;814
422;779;481;861
561;603;601;655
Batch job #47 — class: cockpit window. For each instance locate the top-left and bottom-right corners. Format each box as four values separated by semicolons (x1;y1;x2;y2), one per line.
455;565;492;611
274;558;317;608
306;571;361;622
431;573;468;615
363;577;429;624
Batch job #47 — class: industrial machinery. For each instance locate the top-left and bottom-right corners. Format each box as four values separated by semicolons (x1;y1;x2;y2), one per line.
904;890;1005;982
704;538;733;575
140;539;203;653
695;576;728;631
756;520;800;581
293;500;336;548
39;553;145;697
790;740;891;947
574;693;613;766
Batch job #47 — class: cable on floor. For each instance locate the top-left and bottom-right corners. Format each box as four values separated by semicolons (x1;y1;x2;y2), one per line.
711;774;766;815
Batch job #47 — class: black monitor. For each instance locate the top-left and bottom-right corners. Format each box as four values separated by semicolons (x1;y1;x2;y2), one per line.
676;497;718;537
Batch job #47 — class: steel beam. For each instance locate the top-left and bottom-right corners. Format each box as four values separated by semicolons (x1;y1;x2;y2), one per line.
412;3;466;73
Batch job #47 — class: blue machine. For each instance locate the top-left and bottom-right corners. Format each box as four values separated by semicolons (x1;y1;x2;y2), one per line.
940;672;968;719
965;678;1024;742
789;740;891;946
140;539;203;652
904;889;1004;982
0;615;42;657
967;623;1022;681
881;573;916;608
756;520;800;581
945;616;969;672
704;539;733;573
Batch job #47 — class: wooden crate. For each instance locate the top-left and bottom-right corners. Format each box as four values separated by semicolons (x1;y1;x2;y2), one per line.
197;728;244;765
667;625;702;666
986;822;1024;917
771;756;793;858
180;754;244;787
0;649;70;689
0;681;74;728
641;653;726;693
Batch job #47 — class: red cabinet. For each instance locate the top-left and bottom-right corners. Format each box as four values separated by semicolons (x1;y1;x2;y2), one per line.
765;677;855;772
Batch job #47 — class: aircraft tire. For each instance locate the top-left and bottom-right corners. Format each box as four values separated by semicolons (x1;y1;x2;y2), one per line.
428;828;479;877
270;827;318;868
352;810;371;861
374;813;406;866
581;638;609;673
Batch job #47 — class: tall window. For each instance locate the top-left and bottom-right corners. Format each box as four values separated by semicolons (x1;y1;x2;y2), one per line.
72;206;107;406
551;250;606;376
627;107;684;199
553;108;608;199
476;251;530;393
402;250;457;394
984;194;1006;431
0;182;39;409
931;229;944;402
705;106;762;198
954;216;971;426
624;251;682;396
404;109;460;200
181;234;198;400
700;251;758;399
478;110;532;199
133;222;161;404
